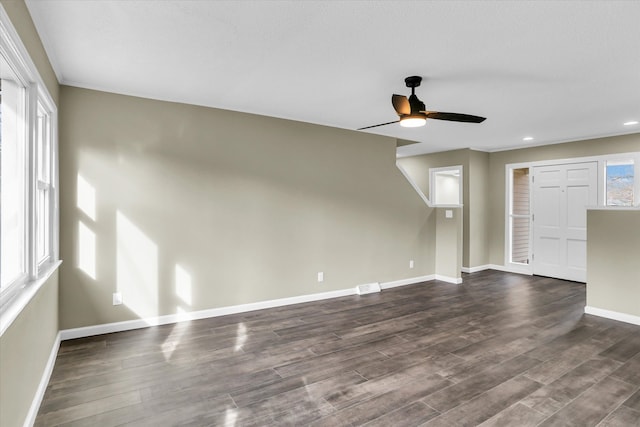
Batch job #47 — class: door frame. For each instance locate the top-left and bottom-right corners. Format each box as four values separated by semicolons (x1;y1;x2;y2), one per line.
504;151;640;274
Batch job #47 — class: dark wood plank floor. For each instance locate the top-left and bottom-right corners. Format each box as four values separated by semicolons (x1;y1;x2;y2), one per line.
36;271;640;426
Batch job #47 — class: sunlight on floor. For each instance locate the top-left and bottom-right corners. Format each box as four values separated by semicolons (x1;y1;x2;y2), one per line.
302;375;318;401
161;312;188;361
224;408;238;427
160;265;195;361
116;210;158;320
234;322;247;352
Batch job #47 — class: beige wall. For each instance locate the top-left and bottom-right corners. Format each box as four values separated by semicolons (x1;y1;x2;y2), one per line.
0;273;59;427
587;210;640;318
0;0;59;104
59;86;436;329
488;133;640;265
397;148;489;269
467;150;490;267
435;208;462;280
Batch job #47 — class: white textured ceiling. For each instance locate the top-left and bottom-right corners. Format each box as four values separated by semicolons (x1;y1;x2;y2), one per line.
25;0;640;156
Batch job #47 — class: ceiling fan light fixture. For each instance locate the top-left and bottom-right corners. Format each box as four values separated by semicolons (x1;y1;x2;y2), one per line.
358;76;486;131
400;116;427;128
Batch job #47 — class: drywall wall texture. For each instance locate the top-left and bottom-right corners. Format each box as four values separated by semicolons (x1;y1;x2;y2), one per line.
397;149;490;269
587;209;640;318
488;133;640;265
59;86;436;330
0;273;59;427
0;0;59;104
435;208;462;281
467;150;490;267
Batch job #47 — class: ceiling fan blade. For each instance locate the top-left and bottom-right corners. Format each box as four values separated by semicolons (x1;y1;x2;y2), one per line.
424;111;486;123
392;95;410;116
358;120;400;130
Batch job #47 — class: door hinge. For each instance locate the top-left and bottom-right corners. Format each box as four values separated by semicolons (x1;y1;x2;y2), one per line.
532;175;535;183
532;214;535;221
532;253;535;261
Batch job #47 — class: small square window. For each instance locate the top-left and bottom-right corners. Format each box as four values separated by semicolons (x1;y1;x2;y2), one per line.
430;166;462;206
605;160;634;206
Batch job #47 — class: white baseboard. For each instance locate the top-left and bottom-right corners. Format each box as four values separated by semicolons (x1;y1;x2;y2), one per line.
25;331;60;427
461;265;491;273
380;275;435;290
584;306;640;326
60;288;358;340
461;264;533;275
61;275;442;341
486;264;533;275
435;274;463;284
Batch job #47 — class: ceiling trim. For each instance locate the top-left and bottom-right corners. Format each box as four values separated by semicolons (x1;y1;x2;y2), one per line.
485;129;640;153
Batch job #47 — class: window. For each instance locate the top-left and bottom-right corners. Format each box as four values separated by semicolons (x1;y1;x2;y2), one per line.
505;163;535;274
36;102;53;265
509;168;530;265
605;159;634;207
0;8;58;316
1;59;28;289
430;165;462;206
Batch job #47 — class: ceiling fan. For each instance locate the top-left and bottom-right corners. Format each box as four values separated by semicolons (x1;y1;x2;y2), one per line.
358;76;486;130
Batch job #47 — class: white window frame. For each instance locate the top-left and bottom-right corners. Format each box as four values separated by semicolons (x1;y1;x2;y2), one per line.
430;165;463;207
602;158;638;208
35;100;55;269
507;166;532;266
504;162;534;275
0;5;59;335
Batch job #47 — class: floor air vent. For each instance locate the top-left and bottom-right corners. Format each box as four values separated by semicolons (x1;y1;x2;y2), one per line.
356;282;381;295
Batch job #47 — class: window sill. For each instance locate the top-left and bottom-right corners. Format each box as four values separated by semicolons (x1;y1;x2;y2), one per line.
587;206;640;211
0;260;62;337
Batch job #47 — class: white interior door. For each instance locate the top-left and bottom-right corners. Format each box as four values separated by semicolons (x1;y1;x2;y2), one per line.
532;162;597;282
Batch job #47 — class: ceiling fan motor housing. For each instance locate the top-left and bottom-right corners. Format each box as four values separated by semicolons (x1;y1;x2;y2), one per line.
404;75;422;88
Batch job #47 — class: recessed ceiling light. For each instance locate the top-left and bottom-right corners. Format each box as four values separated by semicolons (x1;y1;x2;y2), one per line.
523;136;534;141
623;121;638;126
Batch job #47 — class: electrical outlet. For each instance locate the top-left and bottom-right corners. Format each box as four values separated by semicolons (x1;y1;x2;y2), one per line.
409;260;414;269
112;292;123;306
317;272;324;282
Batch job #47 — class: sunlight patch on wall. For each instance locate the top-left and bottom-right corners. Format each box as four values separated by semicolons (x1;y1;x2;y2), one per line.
175;264;192;307
116;211;158;320
77;221;96;279
77;174;96;220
